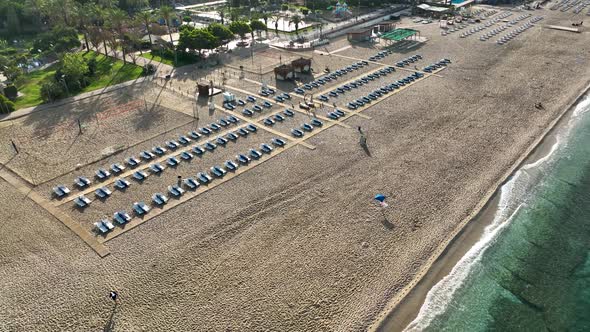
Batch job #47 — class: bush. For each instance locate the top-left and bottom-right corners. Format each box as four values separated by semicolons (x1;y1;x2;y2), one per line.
3;85;17;100
143;64;156;75
0;94;15;113
86;57;97;76
40;80;66;102
300;7;310;15
183;15;192;22
281;4;288;10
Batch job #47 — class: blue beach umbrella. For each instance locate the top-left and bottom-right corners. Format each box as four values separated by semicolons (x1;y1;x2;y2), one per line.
374;194;389;208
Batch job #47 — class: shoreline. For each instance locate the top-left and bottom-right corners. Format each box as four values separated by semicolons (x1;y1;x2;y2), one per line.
369;81;590;332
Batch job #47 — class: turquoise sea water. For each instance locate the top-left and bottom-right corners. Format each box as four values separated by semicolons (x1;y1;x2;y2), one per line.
406;95;590;332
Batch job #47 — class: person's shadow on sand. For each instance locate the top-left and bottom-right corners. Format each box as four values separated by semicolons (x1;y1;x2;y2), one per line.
103;302;118;332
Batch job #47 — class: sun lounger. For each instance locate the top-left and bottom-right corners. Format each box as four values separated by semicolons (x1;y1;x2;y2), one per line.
263;118;275;126
291;128;304;137
242;109;254;116
227;115;239;123
218;119;229;127
199;127;212;135
140;151;155;160
115;178;130;189
126;156;140;167
226;132;238;141
210;166;226;178
95;168;111;180
180;151;193;160
167;157;180;167
192;146;205;155
272;138;286;147
132;170;148;181
246;124;257;132
75;176;91;188
301;123;313;132
197;172;211;184
152;193;168;206
311;119;323;127
260;143;273;154
209;123;221;131
94;221;109;234
224;160;238;171
52;185;71;197
237;128;249;136
216;136;228;145
166;140;180;149
253;105;262;112
204;142;216;151
249;149;262;159
168;185;185;197
74;195;91;208
184;177;199;190
189;130;201;140
133;201;150;215
103;219;115;231
152;146;167;155
150;163;165;174
113;211;131;225
174;134;188;144
111;163;125;174
95;186;112;199
235;151;250;164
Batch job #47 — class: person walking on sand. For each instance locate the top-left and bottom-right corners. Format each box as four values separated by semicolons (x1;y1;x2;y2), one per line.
358;126;367;148
109;291;118;303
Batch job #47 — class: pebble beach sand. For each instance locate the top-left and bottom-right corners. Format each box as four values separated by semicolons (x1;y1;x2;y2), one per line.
1;6;589;332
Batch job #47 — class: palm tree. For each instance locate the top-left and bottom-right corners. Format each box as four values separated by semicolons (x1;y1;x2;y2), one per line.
260;12;270;38
271;15;280;36
107;9;129;63
136;11;153;48
159;5;175;44
289;14;302;35
73;4;93;52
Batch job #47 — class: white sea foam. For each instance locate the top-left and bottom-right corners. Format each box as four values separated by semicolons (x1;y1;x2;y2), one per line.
402;94;590;331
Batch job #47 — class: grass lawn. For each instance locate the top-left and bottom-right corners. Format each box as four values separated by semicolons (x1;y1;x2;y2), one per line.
139;52;175;66
139;51;200;67
13;51;144;110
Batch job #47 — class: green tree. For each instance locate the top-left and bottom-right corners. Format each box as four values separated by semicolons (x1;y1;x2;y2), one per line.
61;52;89;89
207;23;234;45
250;20;266;40
289;14;302;35
229;20;251;41
178;27;218;55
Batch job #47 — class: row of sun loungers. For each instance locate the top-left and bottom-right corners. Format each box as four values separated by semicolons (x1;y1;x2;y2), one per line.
495;19;541;45
53;121;255;199
54;114;241;199
293;61;369;95
93;138;287;234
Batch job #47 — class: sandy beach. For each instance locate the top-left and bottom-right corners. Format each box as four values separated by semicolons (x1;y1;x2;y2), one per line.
1;5;589;331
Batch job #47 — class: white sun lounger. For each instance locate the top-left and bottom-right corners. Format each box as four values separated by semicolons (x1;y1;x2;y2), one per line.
113;211;131;224
52;185;71;197
74;195;91;208
152;193;168;205
111;163;125;173
74;176;91;188
115;178;130;189
95;186;112;199
94;221;109;234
